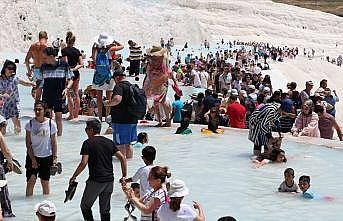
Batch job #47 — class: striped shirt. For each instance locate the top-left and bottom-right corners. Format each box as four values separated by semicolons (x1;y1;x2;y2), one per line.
41;60;73;79
141;188;169;221
248;103;280;146
129;45;142;61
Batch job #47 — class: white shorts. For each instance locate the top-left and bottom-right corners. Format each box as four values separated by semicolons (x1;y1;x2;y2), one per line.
92;79;115;91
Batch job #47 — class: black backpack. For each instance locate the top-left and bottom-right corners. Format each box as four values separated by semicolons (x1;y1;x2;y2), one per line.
121;81;147;120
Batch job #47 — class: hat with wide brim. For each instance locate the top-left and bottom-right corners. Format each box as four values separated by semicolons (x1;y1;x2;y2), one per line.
64;181;78;203
168;179;189;198
93;33;113;48
147;46;168;57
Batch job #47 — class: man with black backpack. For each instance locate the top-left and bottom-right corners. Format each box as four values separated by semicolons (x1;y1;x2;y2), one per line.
105;69;147;159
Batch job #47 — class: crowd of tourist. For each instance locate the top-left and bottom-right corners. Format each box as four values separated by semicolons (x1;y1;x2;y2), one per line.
0;29;341;220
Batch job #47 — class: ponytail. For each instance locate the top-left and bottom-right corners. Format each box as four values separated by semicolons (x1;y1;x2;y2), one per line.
150;166;170;183
66;31;76;45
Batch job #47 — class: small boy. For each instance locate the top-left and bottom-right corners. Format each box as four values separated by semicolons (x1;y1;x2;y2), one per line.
171;94;184;123
131;183;140;199
278;168;299;193
125;146;156;197
299;175;317;199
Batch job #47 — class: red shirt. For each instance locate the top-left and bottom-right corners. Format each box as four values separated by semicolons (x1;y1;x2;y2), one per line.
226;101;247;128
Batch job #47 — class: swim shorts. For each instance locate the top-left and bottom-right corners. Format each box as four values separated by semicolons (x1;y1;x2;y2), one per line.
25;155;53;181
33;68;44;88
112;123;137;145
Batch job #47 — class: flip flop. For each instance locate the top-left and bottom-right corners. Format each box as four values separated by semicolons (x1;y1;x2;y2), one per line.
4;158;22;174
64;181;78;203
50;162;62;176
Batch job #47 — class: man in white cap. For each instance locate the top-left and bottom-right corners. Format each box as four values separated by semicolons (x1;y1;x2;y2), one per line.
300;81;314;104
35;200;56;221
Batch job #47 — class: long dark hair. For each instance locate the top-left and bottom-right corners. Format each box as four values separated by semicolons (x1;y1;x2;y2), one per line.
1;60;17;76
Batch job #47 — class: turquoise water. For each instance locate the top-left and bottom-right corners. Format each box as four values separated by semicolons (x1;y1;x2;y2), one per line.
1;56;343;220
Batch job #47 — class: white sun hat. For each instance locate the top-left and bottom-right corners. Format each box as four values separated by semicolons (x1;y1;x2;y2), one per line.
168;179;189;198
94;33;113;48
35;200;56;217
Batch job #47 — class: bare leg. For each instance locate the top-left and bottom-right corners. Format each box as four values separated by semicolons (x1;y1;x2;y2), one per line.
73;78;80;118
35;87;42;102
105;90;113;117
162;102;171;127
116;144;133;159
96;90;103;121
67;93;74;120
12;117;21;134
154;102;162;125
26;175;37;197
55;112;63;136
41;179;50;195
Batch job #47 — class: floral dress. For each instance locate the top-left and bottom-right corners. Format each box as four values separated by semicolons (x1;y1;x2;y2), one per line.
0;75;20;119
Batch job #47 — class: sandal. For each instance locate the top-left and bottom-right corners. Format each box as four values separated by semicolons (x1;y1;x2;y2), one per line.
161;122;171;127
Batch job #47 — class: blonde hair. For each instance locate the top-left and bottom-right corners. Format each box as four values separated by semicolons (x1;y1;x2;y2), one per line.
66;31;76;45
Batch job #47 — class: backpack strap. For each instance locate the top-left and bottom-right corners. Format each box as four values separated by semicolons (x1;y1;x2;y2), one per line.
49;119;52;139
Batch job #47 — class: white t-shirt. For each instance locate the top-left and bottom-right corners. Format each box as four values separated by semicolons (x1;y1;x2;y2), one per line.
219;73;232;91
199;71;209;89
157;203;197;221
191;70;201;88
132;165;153;197
25;118;57;157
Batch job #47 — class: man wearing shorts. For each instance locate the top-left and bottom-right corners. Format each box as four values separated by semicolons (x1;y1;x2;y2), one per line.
105;69;137;159
25;31;48;102
41;47;73;136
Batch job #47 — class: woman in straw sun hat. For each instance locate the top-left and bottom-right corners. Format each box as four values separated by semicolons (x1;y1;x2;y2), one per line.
91;33;124;121
157;179;205;221
143;46;178;127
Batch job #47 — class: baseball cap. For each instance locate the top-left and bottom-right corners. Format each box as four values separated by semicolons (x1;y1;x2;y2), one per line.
113;68;126;77
231;89;239;96
35;200;56;217
306;81;314;86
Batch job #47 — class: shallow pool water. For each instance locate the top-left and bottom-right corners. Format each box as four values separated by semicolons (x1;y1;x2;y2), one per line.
1;58;343;221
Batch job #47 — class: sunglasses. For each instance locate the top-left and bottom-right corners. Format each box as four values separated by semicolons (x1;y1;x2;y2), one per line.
34;108;44;111
6;66;15;71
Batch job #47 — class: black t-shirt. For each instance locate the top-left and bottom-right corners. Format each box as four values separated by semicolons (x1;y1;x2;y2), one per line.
203;95;216;114
80;136;119;183
111;81;138;124
61;47;81;69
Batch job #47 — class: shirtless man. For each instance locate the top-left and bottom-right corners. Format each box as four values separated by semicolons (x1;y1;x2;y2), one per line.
25;31;48;101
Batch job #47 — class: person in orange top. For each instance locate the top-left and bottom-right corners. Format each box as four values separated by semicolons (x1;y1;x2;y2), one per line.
226;94;246;129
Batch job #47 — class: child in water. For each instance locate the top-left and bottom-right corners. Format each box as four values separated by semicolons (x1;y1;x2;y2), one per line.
175;118;192;135
299;175;317;199
201;106;221;133
253;148;287;168
278;168;299;193
133;132;148;148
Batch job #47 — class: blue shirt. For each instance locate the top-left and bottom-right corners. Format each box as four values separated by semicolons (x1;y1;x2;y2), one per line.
281;98;294;113
303;189;317;199
172;100;184;122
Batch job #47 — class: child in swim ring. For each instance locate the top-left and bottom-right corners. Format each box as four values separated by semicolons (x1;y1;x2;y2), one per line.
203;107;221;133
278;168;300;193
175;118;192;135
